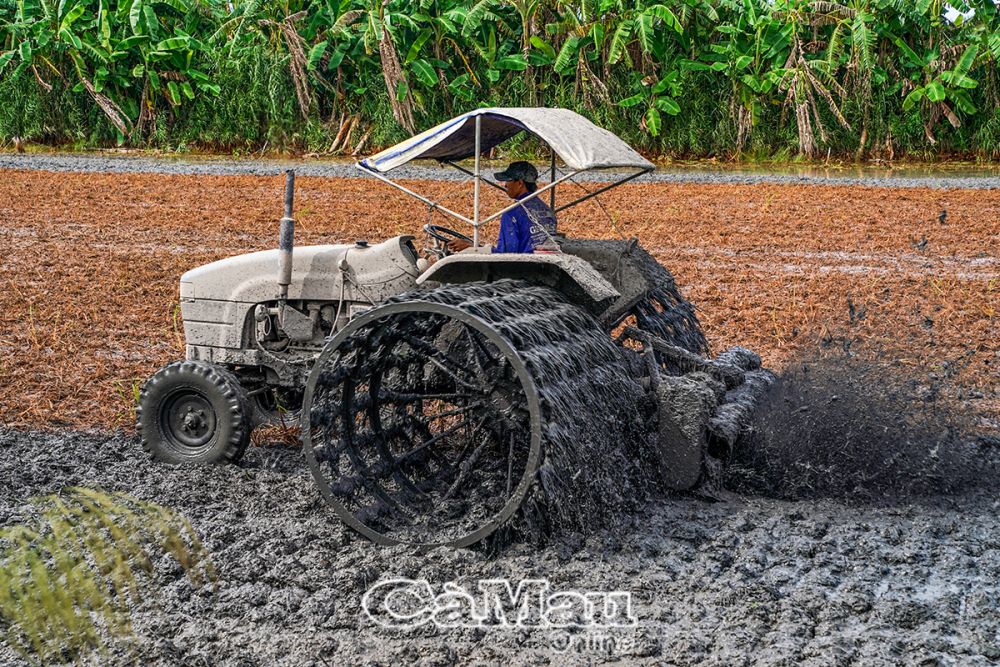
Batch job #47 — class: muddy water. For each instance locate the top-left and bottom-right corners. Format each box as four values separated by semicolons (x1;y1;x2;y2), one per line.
2;426;999;666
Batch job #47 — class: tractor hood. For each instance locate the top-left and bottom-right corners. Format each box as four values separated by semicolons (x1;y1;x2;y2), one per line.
180;235;420;304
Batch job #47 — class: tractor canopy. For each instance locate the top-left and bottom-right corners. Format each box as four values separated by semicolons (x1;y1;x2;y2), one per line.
359;107;653;173
356;107;654;247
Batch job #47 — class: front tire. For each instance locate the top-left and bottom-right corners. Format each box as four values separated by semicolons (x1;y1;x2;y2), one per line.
137;361;252;464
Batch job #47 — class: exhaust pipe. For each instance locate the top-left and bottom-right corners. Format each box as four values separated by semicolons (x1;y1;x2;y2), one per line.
264;169;320;341
277;170;295;301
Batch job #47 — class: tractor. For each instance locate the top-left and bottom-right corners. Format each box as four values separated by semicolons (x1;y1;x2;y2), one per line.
138;108;774;548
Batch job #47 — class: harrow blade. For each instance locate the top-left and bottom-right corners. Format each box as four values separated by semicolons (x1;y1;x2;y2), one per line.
626;326;777;490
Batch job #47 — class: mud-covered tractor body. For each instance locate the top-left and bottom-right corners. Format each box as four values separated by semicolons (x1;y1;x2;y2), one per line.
178;236;423;386
138;108;774;549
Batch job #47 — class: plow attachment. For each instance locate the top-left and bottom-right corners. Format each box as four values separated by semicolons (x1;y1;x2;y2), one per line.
622;327;776;491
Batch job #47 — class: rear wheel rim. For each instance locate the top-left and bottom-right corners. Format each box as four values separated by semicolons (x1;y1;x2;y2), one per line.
302;302;543;548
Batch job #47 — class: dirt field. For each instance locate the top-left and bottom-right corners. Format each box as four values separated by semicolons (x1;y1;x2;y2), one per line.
0;168;996;430
2;163;1000;666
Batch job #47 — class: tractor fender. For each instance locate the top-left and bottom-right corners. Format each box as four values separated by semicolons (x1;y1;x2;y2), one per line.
416;252;620;313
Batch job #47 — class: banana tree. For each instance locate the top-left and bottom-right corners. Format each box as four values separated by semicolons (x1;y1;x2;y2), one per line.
454;5;530;102
617;68;682;137
464;0;539;103
209;0;328;121
769;0;852;157
897;39;980;144
400;0;468;111
601;1;689;136
804;0;881;152
1;0;215;140
605;1;684;71
341;0;418;132
546;0;611;108
123;0;221;133
695;0;788;152
957;0;1000;111
0;0;133;135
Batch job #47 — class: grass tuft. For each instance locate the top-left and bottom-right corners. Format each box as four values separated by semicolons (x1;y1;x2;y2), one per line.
0;488;214;665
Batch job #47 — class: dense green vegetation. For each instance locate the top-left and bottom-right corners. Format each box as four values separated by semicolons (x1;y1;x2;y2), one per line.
2;0;1000;159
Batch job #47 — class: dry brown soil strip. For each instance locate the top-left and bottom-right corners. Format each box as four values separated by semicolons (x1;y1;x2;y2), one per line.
1;170;996;429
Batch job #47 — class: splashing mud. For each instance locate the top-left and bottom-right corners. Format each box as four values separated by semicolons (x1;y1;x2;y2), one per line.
725;352;999;501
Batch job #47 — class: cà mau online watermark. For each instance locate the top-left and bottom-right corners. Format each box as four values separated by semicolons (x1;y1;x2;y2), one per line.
362;577;638;653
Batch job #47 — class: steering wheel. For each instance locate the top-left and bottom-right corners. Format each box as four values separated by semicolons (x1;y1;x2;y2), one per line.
423;224;473;257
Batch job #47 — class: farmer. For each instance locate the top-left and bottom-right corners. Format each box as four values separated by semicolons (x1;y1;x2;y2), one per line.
449;161;558;253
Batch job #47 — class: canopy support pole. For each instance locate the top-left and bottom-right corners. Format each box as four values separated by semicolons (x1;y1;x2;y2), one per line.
554;167;653;213
355;163;474;226
549;150;556;210
473;115;481;248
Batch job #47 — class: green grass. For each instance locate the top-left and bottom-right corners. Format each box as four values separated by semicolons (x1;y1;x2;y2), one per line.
0;488;214;665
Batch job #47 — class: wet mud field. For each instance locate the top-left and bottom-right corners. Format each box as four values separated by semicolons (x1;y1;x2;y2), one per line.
1;157;998;665
3;427;1000;666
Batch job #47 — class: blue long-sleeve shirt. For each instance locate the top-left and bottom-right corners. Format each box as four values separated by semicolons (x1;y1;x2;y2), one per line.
494;193;558;253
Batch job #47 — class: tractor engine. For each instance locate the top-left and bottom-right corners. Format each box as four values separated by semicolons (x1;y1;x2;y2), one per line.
178;236;422;387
